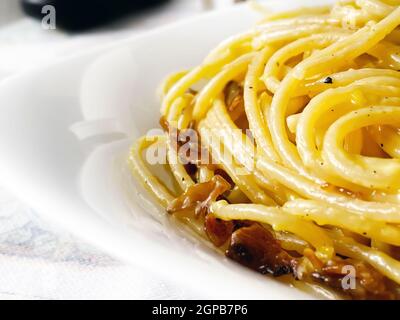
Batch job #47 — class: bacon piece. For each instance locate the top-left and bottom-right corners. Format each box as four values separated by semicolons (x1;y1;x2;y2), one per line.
205;214;234;247
311;259;397;299
213;169;234;188
167;175;231;217
226;224;296;277
224;81;245;122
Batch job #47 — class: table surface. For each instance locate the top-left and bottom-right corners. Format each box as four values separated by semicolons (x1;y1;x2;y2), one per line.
0;0;257;300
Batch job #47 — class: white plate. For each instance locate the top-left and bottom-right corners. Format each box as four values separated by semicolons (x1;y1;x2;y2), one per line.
0;0;335;299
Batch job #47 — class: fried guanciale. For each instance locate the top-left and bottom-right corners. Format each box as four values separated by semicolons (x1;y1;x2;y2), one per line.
226;224;297;277
167;175;231;217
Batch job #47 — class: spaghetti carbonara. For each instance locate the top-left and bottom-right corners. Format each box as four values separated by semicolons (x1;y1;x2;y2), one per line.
129;0;400;299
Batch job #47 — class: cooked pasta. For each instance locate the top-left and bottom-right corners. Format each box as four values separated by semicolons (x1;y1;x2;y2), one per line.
129;0;400;299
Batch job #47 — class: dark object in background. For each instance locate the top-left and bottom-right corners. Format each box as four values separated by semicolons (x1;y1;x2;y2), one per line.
21;0;171;32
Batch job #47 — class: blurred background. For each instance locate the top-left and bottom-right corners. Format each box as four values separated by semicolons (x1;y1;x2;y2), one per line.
0;0;262;300
0;0;249;79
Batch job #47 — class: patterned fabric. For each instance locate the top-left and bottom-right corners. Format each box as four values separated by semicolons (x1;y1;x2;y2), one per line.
0;188;197;299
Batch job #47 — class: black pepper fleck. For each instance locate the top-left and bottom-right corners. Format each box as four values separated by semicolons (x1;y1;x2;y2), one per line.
324;77;333;84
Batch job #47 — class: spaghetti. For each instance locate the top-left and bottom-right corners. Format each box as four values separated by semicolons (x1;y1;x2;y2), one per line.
129;0;400;299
